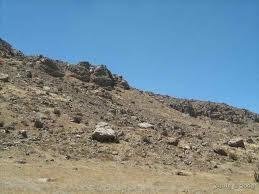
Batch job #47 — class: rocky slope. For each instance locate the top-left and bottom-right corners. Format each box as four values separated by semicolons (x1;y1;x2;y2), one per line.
0;37;259;177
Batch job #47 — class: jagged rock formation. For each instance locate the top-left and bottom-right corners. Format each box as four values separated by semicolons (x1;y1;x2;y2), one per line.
149;93;259;124
0;38;23;58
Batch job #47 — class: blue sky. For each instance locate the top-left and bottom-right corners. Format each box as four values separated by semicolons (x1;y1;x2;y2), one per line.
0;0;259;113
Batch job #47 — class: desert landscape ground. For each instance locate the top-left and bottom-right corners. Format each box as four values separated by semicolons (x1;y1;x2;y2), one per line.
1;38;259;193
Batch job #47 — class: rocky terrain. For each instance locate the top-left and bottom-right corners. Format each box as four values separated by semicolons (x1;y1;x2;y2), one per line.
1;38;259;193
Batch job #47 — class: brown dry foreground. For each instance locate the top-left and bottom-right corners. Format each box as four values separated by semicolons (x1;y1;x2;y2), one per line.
0;152;258;194
1;39;259;193
1;145;259;193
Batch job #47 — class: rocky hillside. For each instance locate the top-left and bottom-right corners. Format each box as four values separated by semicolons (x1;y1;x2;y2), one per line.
1;38;259;173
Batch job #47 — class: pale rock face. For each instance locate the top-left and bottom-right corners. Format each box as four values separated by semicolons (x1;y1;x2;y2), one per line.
92;122;118;142
138;122;154;129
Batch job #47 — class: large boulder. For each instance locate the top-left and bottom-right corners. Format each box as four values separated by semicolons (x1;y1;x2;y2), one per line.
37;58;65;77
68;61;91;82
90;65;115;87
92;122;118;143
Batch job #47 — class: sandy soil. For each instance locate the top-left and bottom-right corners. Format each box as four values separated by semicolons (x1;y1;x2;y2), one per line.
0;156;258;194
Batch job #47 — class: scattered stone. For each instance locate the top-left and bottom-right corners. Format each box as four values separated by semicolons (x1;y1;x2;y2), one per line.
92;122;118;143
229;152;238;161
0;73;9;82
214;147;228;156
21;120;29;126
175;171;188;176
53;108;61;116
15;160;26;164
43;86;51;92
112;151;118;155
167;137;179;146
25;70;32;78
72;116;82;124
141;136;151;144
179;142;191;150
161;130;168;136
38;178;54;183
34;119;44;128
228;138;245;148
18;130;27;138
246;138;254;144
138;122;154;129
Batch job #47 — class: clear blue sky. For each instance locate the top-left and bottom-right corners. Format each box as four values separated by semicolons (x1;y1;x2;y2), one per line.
0;0;259;113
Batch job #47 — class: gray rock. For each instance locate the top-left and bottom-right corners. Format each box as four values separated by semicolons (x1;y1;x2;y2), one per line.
246;138;254;144
175;171;189;176
19;130;28;138
92;122;117;142
0;73;9;82
167;137;179;146
34;119;44;128
38;58;65;77
72;116;82;124
90;65;115;87
138;122;154;129
120;80;130;90
15;160;26;164
53;108;61;116
114;75;130;89
228;138;245;148
25;70;32;78
68;62;91;82
214;147;228;156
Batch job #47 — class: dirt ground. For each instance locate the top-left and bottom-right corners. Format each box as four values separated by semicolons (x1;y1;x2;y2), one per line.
0;153;258;194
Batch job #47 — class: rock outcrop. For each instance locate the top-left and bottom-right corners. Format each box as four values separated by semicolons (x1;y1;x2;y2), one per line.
92;122;118;143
